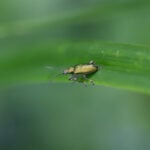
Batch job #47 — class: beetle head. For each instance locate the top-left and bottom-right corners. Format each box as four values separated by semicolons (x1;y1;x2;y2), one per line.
63;67;74;74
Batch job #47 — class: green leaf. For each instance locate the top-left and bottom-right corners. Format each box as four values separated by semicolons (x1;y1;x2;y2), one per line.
1;41;150;94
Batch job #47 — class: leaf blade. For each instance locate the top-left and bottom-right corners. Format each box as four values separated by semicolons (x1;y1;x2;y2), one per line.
1;41;150;94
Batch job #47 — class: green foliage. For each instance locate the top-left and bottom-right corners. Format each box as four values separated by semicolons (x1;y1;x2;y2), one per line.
1;41;150;94
0;1;150;149
0;0;150;94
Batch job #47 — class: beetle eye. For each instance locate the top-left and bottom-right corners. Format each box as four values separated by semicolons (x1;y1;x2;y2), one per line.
89;60;95;64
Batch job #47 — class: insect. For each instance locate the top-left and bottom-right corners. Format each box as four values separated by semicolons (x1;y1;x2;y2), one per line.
62;60;99;85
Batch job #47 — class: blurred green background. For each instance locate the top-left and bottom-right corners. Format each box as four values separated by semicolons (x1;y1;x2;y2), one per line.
0;0;150;150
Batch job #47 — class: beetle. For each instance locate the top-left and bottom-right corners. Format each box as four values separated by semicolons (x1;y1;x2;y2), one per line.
62;60;99;85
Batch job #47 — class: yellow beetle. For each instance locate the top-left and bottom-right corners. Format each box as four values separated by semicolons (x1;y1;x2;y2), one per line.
63;60;99;85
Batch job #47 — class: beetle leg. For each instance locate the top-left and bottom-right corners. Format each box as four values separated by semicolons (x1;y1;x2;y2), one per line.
83;75;95;85
68;76;73;80
69;74;94;86
68;74;78;81
68;75;76;86
89;80;95;85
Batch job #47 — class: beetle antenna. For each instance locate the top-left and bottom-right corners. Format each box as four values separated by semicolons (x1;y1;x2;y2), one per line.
55;73;64;77
45;66;54;70
45;65;63;82
46;73;63;84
